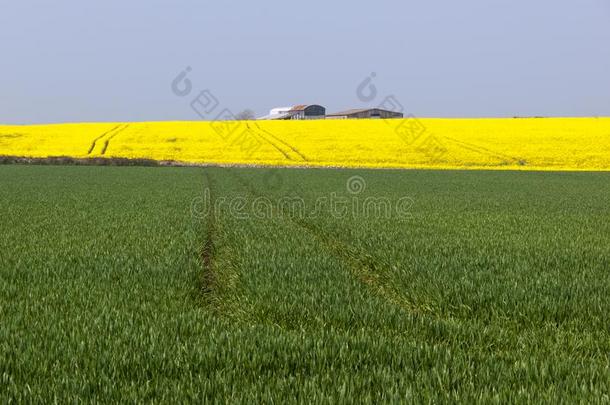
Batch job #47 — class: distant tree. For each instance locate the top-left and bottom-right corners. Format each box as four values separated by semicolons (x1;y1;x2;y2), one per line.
234;109;256;120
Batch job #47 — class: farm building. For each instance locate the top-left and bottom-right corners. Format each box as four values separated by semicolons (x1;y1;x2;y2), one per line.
258;105;326;120
326;108;403;119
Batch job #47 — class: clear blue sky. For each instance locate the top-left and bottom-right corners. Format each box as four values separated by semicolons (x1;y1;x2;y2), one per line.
1;0;609;124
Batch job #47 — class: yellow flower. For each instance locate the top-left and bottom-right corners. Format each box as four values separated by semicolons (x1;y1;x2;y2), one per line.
1;117;609;170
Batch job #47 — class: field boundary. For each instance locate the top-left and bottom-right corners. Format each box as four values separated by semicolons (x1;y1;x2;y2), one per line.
3;155;609;172
0;155;163;166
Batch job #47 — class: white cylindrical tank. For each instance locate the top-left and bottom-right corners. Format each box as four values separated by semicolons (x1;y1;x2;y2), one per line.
270;107;293;116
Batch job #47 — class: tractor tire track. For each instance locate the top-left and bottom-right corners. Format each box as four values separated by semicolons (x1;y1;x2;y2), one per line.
199;169;219;298
441;135;526;166
100;124;129;155
224;169;428;317
252;122;309;162
245;124;293;161
87;125;122;155
288;216;423;314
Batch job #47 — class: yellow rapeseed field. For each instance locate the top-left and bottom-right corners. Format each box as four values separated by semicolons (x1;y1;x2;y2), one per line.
0;117;609;170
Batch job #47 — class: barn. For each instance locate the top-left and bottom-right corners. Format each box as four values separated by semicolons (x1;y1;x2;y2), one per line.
258;105;326;120
326;108;404;119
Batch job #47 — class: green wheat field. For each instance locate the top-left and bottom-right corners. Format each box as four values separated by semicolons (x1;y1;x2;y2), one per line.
1;165;609;402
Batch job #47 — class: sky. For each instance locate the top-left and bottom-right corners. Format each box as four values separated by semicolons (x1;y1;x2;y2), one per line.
1;0;609;124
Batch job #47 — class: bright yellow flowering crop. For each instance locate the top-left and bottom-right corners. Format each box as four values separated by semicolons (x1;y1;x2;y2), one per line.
1;117;609;170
